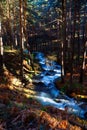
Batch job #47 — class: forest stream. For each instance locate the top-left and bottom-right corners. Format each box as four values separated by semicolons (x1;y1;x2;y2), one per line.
32;52;87;119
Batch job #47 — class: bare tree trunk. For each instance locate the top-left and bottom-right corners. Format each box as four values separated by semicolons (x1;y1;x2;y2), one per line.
11;0;15;49
23;0;28;45
79;8;87;83
67;1;72;70
70;0;76;84
0;21;4;75
77;1;80;67
61;0;66;83
7;0;13;49
19;0;24;81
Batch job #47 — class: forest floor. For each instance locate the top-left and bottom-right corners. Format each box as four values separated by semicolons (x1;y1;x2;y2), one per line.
0;49;87;130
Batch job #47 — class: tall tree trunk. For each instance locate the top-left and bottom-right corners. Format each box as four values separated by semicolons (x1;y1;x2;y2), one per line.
11;0;15;49
19;0;24;81
61;0;66;83
79;5;87;83
77;1;80;67
7;0;13;49
79;24;87;83
67;0;72;69
70;0;76;84
23;0;28;45
0;21;4;75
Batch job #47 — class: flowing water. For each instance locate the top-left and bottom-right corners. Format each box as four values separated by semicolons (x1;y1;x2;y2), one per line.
33;52;87;119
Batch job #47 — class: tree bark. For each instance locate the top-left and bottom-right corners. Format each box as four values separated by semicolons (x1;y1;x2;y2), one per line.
69;0;76;84
19;0;24;81
79;7;87;83
61;0;66;83
0;21;4;75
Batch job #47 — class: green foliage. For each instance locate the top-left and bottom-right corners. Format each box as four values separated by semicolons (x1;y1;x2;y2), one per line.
72;82;82;89
72;82;83;93
41;106;47;112
60;82;83;94
60;82;69;93
4;46;11;50
29;97;33;101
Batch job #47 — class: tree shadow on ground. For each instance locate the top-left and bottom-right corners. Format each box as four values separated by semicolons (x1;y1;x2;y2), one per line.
4;51;21;77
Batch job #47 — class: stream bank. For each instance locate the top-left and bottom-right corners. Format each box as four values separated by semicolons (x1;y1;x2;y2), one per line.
32;52;87;119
